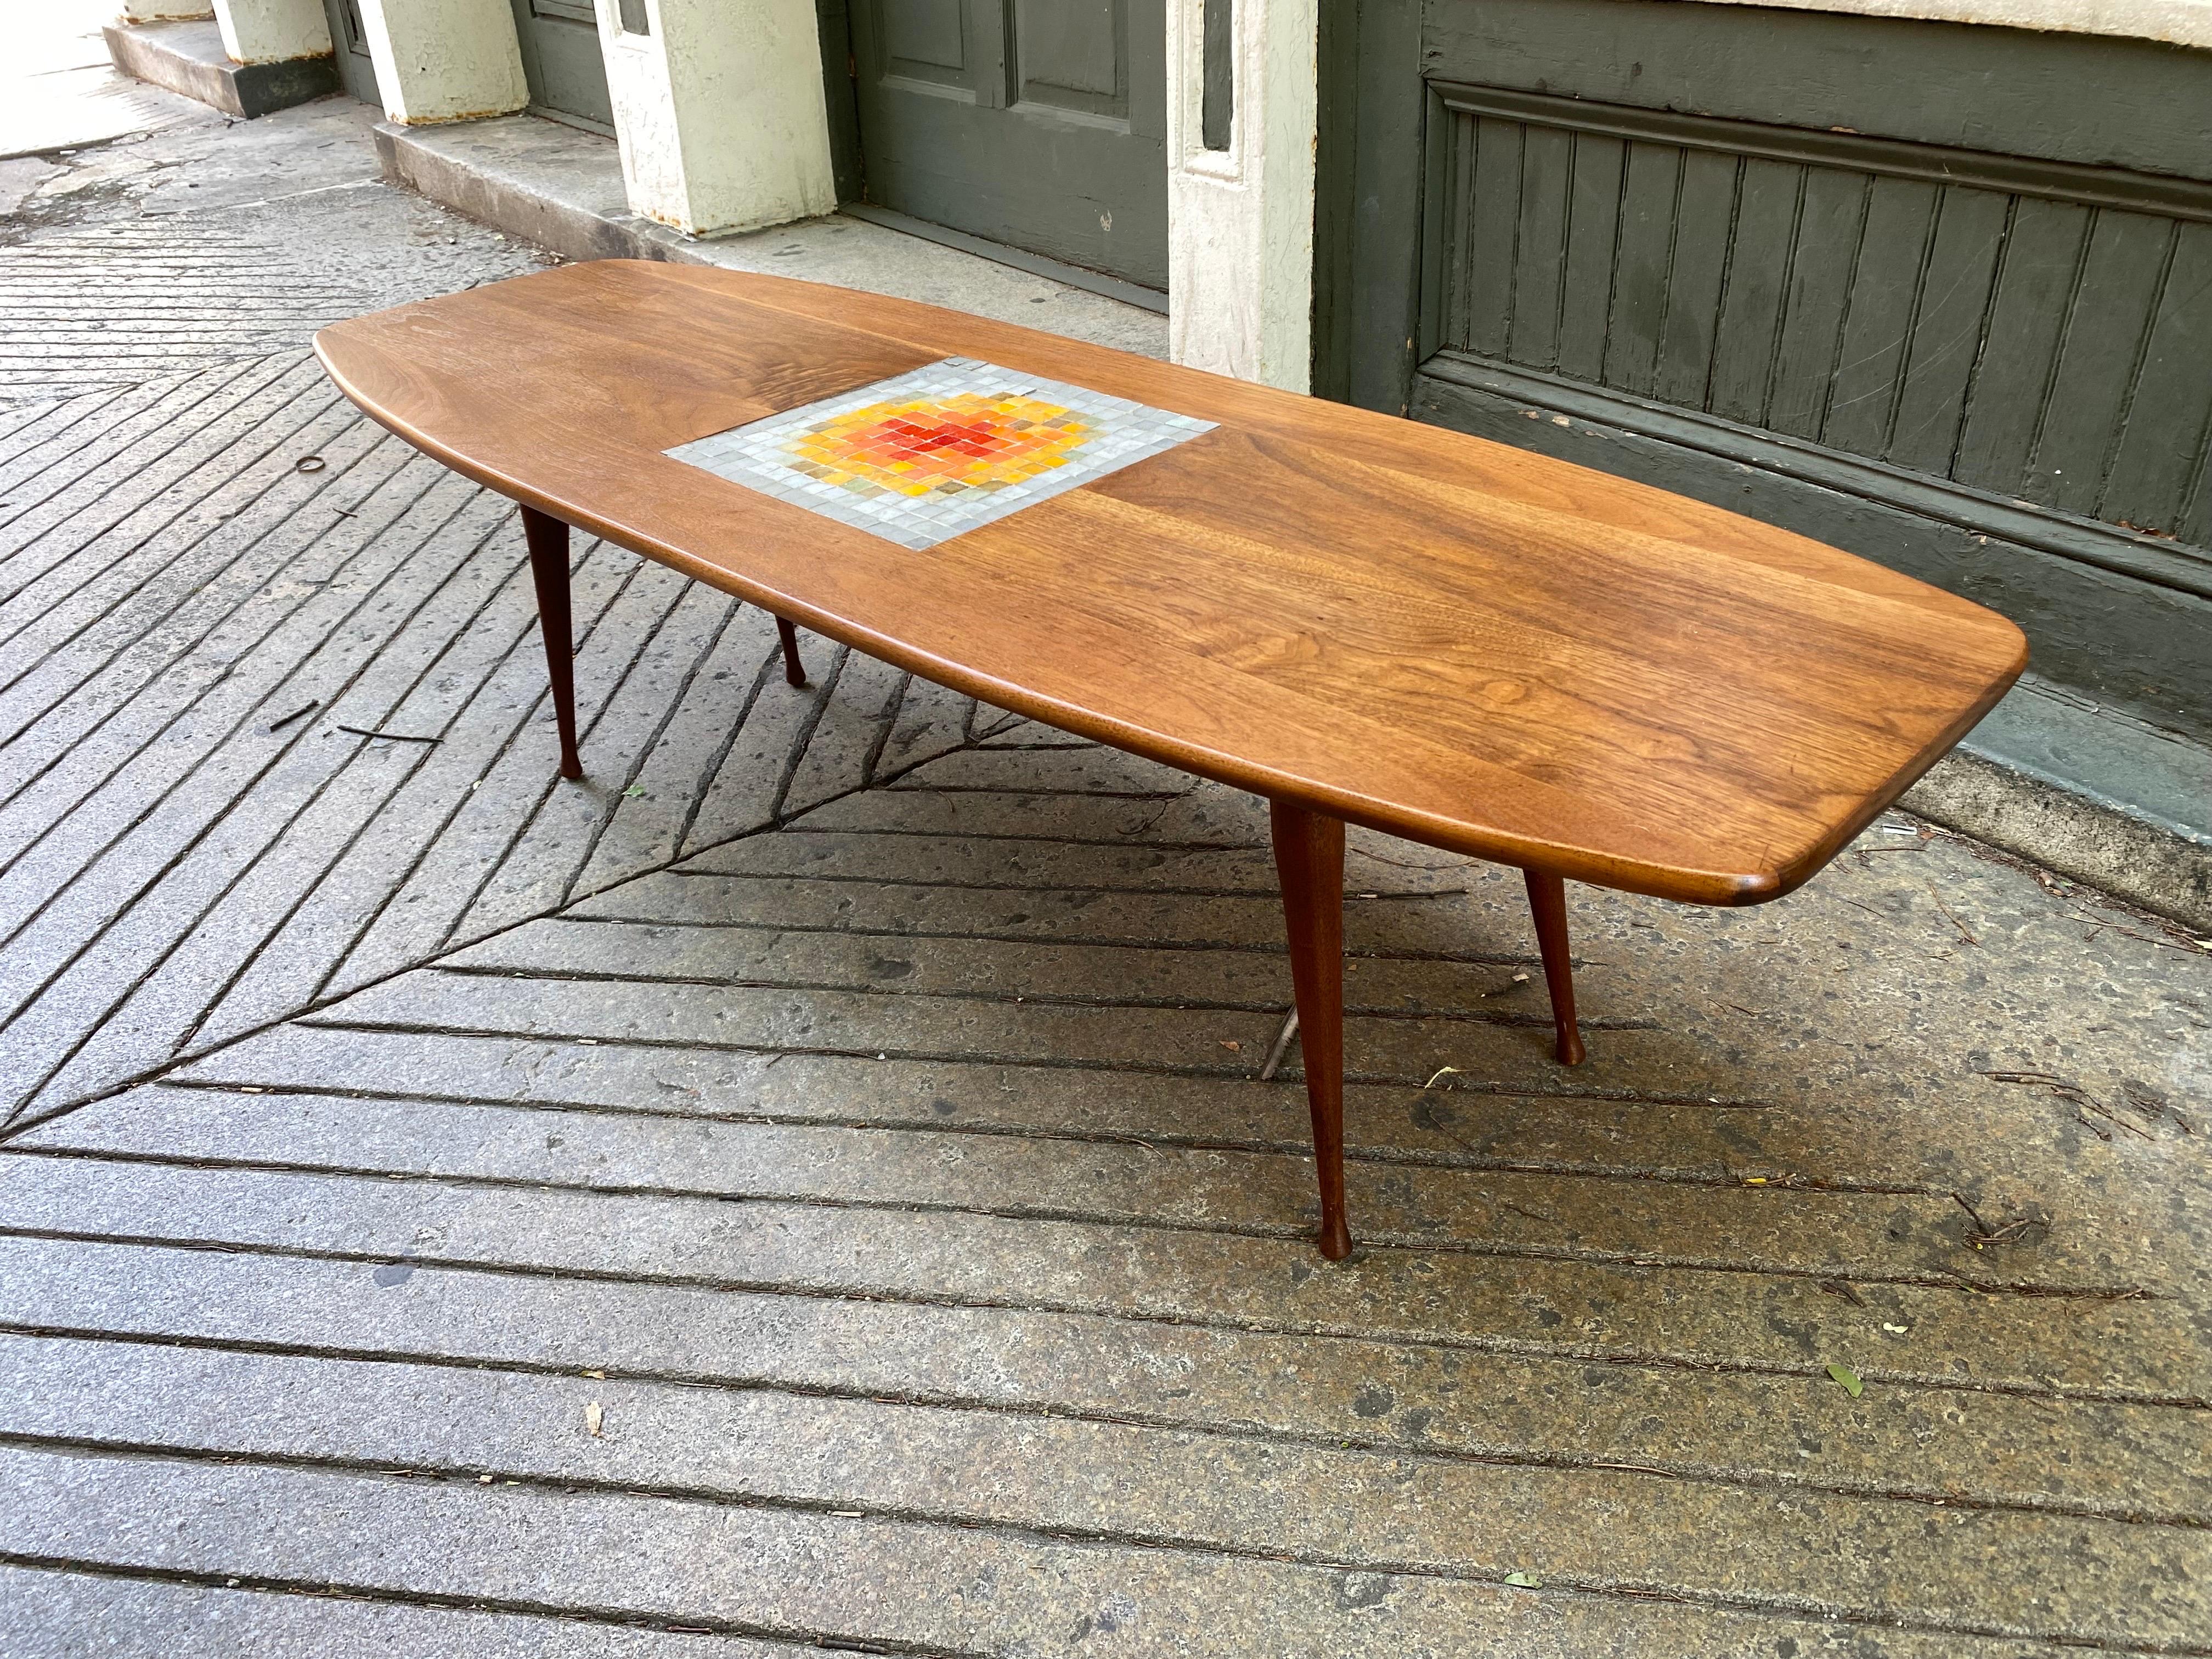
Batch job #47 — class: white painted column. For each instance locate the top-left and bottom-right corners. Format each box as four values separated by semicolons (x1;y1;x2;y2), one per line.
355;0;529;124
597;0;835;237
1166;0;1318;392
120;0;216;22
213;0;332;64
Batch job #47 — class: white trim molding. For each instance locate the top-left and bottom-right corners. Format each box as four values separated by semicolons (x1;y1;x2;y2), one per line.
119;0;217;21
1663;0;2212;49
213;0;333;65
597;0;836;238
354;0;529;125
1166;0;1318;392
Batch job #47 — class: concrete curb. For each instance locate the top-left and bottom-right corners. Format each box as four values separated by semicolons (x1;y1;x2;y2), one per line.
372;114;2212;935
103;19;338;121
1905;749;2209;929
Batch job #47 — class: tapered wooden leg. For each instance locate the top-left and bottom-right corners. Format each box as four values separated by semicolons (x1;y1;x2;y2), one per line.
776;616;808;687
1523;868;1586;1066
1270;799;1352;1261
521;506;582;781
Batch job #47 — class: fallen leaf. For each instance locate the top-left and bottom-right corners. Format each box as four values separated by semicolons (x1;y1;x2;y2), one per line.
623;785;645;798
1826;1362;1865;1398
1504;1571;1543;1588
1219;1040;1242;1052
1423;1066;1462;1089
585;1401;603;1437
1881;1323;1911;1335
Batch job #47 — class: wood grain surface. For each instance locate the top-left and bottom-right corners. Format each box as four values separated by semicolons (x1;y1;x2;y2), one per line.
314;261;2025;906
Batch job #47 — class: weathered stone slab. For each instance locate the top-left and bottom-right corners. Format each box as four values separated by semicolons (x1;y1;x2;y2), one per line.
573;870;1545;964
0;1564;823;1658
777;644;910;821
0;393;405;795
4;1237;2199;1529
316;541;670;996
679;824;1456;896
442;916;1571;1026
0;1158;2187;1400
0;447;469;857
0;354;305;584
895;740;1202;796
189;544;658;1045
3;1334;2202;1643
570;601;780;896
0;474;511;1028
18;539;557;1108
678;642;853;856
0;370;358;704
21;1083;2007;1282
444;561;704;945
151;1025;1995;1196
0;1444;2099;1656
793;775;1274;846
870;670;978;781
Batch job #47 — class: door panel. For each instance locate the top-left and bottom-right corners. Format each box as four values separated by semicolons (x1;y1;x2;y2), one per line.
1015;0;1126;118
883;0;969;80
320;0;380;106
849;0;1166;289
509;0;615;131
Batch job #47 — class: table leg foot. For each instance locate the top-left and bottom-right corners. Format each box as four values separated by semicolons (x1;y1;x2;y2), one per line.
777;616;808;687
1523;868;1586;1066
520;506;582;781
1270;799;1351;1261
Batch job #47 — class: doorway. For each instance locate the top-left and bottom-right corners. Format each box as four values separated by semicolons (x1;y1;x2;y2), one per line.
840;0;1167;293
507;0;614;132
319;0;380;107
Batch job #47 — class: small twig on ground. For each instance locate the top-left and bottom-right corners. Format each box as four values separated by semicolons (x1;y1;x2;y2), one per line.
1830;894;1892;923
1982;1071;2155;1142
1816;1278;1866;1307
1347;844;1474;873
2123;1081;2194;1135
2061;911;2205;956
1500;1201;1559;1224
1925;882;1979;946
1951;1189;2051;1248
264;700;316;732
336;724;442;744
1257;1009;1299;1081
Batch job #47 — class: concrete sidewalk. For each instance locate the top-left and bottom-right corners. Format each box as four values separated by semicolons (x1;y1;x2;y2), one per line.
2;71;2209;1659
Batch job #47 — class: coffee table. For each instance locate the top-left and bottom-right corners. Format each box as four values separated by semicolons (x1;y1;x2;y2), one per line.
315;261;2027;1259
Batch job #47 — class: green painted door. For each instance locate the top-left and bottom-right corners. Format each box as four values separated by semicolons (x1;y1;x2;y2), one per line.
320;0;380;106
509;0;614;131
1314;0;2212;740
847;0;1167;290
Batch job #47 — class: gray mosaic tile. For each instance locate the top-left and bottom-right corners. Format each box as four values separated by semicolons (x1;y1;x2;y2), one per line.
664;358;1214;551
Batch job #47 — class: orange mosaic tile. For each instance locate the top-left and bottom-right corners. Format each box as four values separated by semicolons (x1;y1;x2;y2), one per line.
784;392;1093;499
666;357;1214;550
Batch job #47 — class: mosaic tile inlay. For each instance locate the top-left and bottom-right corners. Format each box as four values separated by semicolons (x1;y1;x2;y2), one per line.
664;357;1214;550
